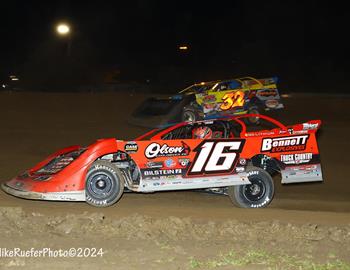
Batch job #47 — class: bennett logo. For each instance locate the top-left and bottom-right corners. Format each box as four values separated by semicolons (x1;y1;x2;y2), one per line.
145;142;190;159
261;135;309;153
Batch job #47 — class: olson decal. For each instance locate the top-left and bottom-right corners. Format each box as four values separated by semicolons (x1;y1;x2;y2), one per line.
261;135;309;153
188;139;245;176
145;141;190;159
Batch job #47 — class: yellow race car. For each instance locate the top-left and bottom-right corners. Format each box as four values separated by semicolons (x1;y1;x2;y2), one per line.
182;76;283;123
131;76;283;127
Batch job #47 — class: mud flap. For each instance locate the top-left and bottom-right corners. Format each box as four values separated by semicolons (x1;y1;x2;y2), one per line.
281;164;323;184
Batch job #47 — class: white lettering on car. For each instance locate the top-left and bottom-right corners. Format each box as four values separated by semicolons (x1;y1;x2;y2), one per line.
188;140;244;175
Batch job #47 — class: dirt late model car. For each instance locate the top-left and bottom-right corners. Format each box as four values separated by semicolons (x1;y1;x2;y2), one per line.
130;76;283;128
1;115;322;208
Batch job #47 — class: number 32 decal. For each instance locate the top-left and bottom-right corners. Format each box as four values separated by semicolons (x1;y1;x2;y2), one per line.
220;91;245;111
188;140;245;176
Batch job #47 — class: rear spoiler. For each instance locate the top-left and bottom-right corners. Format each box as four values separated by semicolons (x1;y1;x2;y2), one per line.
237;76;278;87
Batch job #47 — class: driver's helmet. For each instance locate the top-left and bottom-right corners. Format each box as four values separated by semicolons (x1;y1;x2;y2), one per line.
192;126;212;139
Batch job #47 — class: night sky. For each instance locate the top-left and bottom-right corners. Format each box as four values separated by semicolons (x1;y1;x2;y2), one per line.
1;1;348;92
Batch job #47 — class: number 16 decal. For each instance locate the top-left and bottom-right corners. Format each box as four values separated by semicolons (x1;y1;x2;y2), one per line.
188;140;245;176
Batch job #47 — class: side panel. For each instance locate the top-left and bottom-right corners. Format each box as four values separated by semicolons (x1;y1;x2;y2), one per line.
241;131;323;184
278;133;323;183
121;139;249;192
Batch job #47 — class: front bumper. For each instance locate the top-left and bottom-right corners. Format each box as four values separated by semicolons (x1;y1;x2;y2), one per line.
1;183;85;201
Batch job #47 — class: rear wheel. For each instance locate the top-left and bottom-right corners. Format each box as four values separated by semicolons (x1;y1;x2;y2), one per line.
182;107;200;122
228;167;274;208
245;105;260;125
85;160;124;207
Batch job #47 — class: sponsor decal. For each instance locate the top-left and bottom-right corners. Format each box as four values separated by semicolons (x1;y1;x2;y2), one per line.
261;135;309;153
280;153;313;164
250;196;270;208
245;131;275;137
247;170;259;176
286;164;318;175
203;103;216;110
303;123;319;130
239;158;247;165
145;141;190;159
235;167;245;173
178;158;190;167
298;164;317;171
143;169;183;177
257;89;278;97
188;139;245;176
292;130;308;135
164;159;176;168
279;130;288;135
265;99;279;108
172;181;182;184
146;161;163;168
124;142;138;153
203;95;216;103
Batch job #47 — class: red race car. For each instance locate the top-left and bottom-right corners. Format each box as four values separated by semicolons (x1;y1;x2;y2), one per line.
1;115;323;208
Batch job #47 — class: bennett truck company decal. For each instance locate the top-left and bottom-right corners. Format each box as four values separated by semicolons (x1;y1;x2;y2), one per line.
261;135;309;153
124;142;138;153
142;169;183;177
280;153;313;165
145;142;190;159
188;139;245;176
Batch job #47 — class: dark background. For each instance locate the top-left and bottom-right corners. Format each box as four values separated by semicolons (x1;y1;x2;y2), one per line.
0;0;348;93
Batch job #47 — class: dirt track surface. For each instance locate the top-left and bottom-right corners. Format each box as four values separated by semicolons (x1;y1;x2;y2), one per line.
0;91;350;269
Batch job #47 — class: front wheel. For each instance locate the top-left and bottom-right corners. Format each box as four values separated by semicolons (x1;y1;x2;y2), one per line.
228;167;274;208
85;160;124;207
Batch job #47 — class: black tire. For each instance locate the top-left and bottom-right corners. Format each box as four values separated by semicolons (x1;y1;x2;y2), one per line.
228;167;274;208
244;105;260;125
85;160;124;207
182;108;200;122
